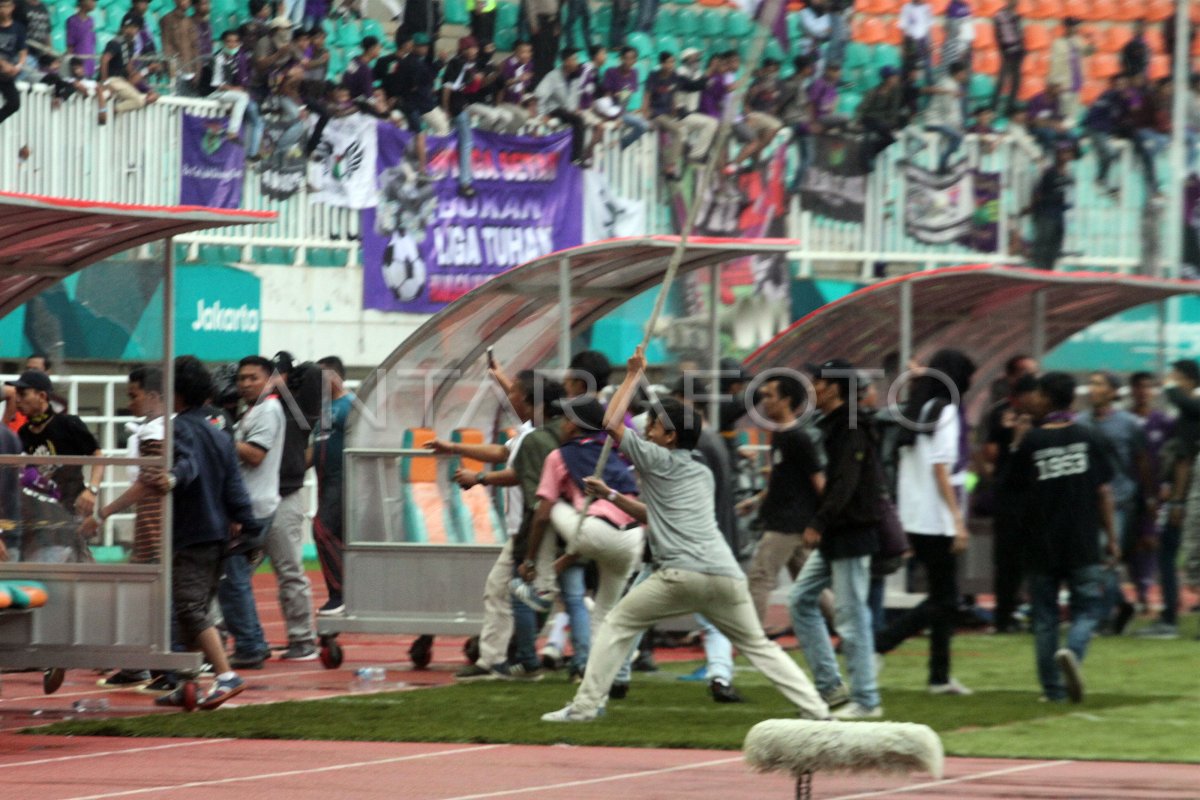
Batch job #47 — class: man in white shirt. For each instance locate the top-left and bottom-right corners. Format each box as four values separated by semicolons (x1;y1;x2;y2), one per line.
219;355;284;670
898;0;933;87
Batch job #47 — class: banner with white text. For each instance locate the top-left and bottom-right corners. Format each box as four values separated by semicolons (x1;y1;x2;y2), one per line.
361;125;583;312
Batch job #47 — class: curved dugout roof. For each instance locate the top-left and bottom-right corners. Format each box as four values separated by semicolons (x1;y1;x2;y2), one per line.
351;236;803;448
0;191;275;317
745;265;1200;405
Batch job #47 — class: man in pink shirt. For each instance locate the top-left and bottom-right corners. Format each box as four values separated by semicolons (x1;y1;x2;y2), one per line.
522;395;644;660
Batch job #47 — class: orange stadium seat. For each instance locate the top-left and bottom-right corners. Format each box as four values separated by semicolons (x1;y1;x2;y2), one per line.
1145;0;1172;22
1083;0;1117;21
1019;75;1045;101
975;0;1004;16
1148;54;1170;80
1089;52;1121;78
1115;0;1144;22
1144;27;1165;54
1015;0;1033;15
927;0;949;14
1022;50;1048;76
1061;0;1088;19
1080;80;1103;105
1102;25;1132;53
973;47;1000;75
930;25;945;52
1024;24;1051;51
856;16;886;45
1026;0;1061;20
974;21;996;49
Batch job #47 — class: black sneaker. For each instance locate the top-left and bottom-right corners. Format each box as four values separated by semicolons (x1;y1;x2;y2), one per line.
568;665;585;685
98;669;152;688
709;678;744;704
141;674;179;693
1112;601;1135;636
608;681;630;699
230;652;268;670
631;650;658;673
317;598;345;617
278;642;319;661
154;686;188;707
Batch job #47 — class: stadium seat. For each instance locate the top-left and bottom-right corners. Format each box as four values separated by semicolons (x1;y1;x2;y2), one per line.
1023;24;1050;51
443;0;469;25
362;18;384;40
676;7;700;36
844;40;872;70
1144;0;1172;22
930;26;944;53
764;37;786;62
330;249;349;267
1099;24;1131;52
1148;54;1170;80
973;47;1000;75
1061;0;1088;17
1115;0;1144;22
835;91;862;117
653;6;675;35
871;42;902;70
927;0;948;13
445;428;503;543
727;9;753;37
1083;0;1117;21
1143;27;1165;54
968;73;995;106
973;22;996;50
656;34;682;57
975;0;1004;15
855;17;886;45
700;8;724;38
626;31;653;56
1089;52;1121;78
400;428;450;544
1080;80;1103;105
1019;75;1045;101
1025;0;1061;19
1022;50;1048;76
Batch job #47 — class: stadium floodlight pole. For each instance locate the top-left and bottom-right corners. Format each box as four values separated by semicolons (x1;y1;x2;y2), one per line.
573;0;788;529
1162;0;1189;279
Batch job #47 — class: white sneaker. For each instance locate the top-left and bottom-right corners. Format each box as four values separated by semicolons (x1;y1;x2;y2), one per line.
541;704;601;723
1054;648;1084;703
510;578;554;613
929;677;974;696
831;702;883;720
1132;621;1179;640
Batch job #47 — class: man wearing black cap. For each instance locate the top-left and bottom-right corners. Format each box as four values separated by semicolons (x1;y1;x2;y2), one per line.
9;369;104;519
523;395;644;681
788;359;883;719
100;14;156;114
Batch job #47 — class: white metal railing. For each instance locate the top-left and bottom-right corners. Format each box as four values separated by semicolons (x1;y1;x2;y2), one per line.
790;130;1146;279
7;372;360;555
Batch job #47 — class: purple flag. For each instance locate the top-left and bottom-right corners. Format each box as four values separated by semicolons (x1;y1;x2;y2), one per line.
180;113;245;209
362;124;584;313
968;170;1001;253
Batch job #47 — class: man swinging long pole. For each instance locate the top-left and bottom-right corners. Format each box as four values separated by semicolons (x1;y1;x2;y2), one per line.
581;0;788;506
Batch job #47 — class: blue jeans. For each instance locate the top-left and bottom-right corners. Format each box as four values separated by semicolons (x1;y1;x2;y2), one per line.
245;99;264;159
1099;502;1132;623
695;613;733;683
789;551;879;709
868;575;886;634
217;521;272;660
558;563;591;671
510;577;540;670
455;111;474;187
1159;522;1182;625
1028;564;1106;701
620;113;650;149
827;9;851;67
562;0;593;48
925;125;962;173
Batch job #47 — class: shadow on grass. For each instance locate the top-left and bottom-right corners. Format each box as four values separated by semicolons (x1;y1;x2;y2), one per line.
29;680;1169;756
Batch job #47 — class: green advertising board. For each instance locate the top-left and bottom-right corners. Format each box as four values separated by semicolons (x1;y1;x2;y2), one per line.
0;260;261;363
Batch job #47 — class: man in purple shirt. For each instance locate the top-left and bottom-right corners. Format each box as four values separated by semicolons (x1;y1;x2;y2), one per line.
1026;83;1071;153
66;0;97;77
341;35;379;102
494;40;534;133
599;45;648;149
807;63;841;125
577;45;605;112
697;52;729;120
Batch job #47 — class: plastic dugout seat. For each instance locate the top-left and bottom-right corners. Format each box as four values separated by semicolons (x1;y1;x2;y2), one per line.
446;428;504;544
1089;52;1121;79
1023;24;1051;52
400;428;450;544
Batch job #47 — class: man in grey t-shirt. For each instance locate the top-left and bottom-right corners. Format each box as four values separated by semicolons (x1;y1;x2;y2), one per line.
542;347;829;723
216;355;285;669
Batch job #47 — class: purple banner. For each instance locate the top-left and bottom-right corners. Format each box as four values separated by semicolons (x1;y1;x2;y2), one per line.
362;124;583;313
968;170;1001;253
180;113;245;209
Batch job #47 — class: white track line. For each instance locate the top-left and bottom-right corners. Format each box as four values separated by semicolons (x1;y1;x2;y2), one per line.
435;755;746;800
58;743;507;800
825;759;1075;799
0;739;233;769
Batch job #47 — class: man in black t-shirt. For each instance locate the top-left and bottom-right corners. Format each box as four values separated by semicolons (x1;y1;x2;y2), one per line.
1003;372;1116;704
100;14;156;114
0;0;27;127
9;370;102;515
739;376;827;628
981;358;1038;633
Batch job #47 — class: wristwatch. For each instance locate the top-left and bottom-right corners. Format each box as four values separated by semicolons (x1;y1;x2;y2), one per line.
86;483;100;495
607;489;617;502
476;471;487;486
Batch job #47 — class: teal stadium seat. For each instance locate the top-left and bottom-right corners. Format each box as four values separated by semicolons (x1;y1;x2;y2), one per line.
653;6;675;36
337;19;361;47
656;34;681;58
727;10;752;38
836;91;862;117
361;18;385;40
676;7;699;37
626;31;652;58
442;0;469;26
764;38;785;63
198;244;223;263
700;9;724;38
871;43;902;71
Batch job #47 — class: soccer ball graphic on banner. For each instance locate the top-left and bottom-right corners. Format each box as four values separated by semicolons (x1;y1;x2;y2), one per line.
376;158;438;303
